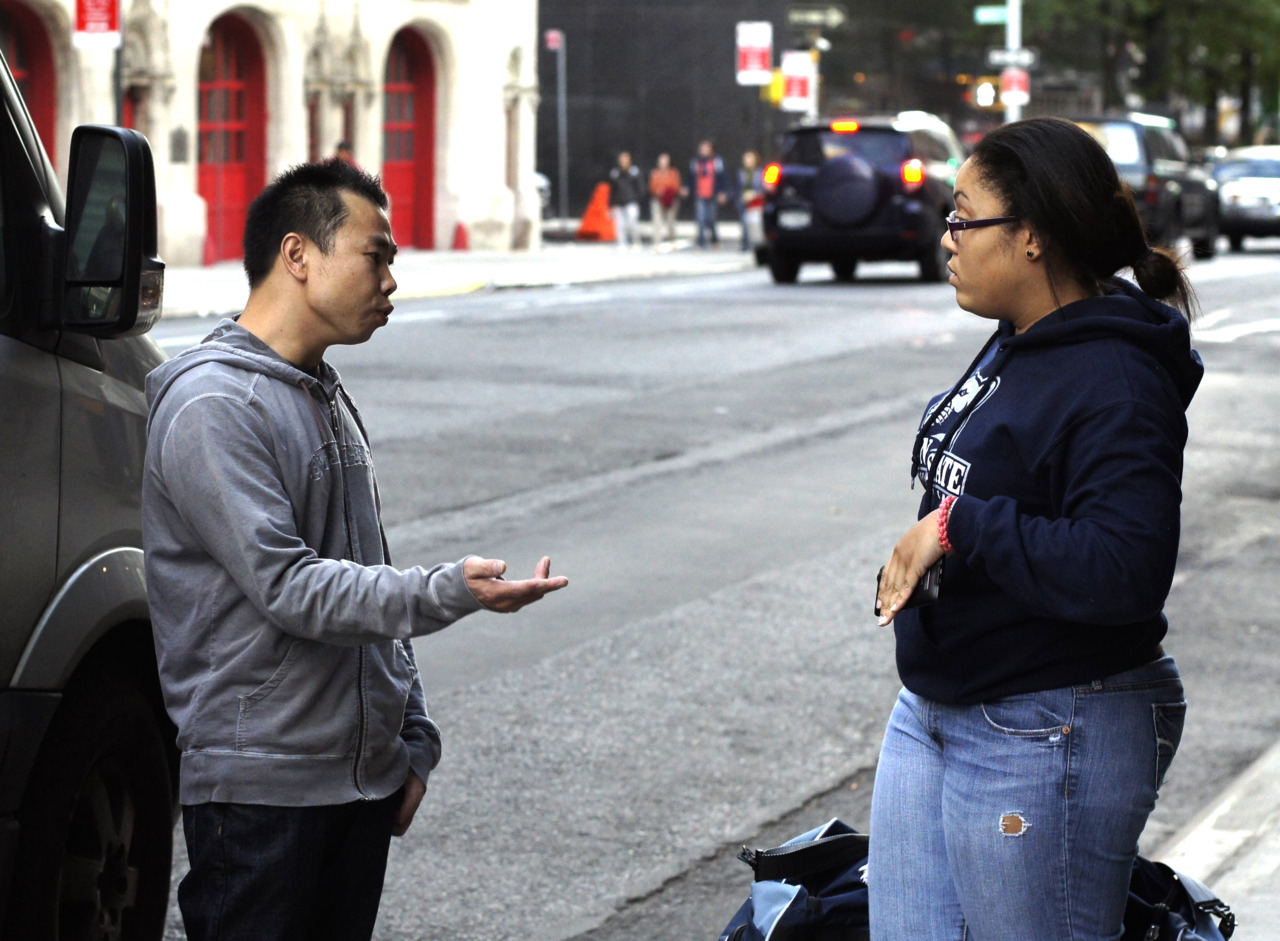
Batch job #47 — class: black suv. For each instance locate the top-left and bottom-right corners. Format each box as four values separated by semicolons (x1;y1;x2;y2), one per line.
1071;114;1219;258
761;112;964;284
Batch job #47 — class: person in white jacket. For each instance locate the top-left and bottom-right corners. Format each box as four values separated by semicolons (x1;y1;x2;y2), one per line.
143;159;567;941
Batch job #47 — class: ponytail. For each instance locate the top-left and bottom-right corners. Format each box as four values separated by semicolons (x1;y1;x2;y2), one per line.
1129;247;1197;321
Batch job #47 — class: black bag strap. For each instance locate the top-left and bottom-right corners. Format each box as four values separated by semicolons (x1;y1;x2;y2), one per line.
739;832;870;883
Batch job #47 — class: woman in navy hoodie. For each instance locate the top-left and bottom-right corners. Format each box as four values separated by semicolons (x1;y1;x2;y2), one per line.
869;118;1203;941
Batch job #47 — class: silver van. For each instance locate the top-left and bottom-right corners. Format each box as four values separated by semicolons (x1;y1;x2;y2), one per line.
0;50;173;939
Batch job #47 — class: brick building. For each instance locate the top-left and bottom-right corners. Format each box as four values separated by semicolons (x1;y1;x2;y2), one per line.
536;0;793;219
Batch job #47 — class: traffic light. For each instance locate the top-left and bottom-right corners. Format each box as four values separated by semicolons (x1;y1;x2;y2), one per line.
968;76;1001;111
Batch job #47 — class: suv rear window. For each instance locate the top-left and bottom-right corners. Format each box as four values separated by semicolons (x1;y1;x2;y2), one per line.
782;128;911;168
1076;122;1143;167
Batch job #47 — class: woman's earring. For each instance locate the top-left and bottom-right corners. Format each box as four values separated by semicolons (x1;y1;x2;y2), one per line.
1026;249;1036;260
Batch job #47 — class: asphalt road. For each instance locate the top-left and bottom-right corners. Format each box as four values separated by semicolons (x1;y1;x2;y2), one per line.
152;249;1280;940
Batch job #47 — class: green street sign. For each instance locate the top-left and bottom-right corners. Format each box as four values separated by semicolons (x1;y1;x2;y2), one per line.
974;5;1008;24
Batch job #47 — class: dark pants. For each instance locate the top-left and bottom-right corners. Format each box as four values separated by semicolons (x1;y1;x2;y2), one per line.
178;794;400;941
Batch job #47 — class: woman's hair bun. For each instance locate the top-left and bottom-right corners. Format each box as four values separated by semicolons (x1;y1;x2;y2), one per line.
1133;247;1193;315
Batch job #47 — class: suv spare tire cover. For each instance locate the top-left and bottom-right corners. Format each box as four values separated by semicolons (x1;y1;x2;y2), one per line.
813;155;881;227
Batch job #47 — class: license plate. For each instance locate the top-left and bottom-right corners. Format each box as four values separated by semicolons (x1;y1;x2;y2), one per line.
778;208;812;230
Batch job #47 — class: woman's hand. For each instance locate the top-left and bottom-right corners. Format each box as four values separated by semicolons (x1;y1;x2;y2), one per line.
877;511;946;625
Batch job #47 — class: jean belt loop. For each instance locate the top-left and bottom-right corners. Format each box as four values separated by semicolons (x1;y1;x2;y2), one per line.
1092;678;1104;691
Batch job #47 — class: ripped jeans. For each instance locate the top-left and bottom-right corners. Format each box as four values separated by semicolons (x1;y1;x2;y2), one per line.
868;655;1185;941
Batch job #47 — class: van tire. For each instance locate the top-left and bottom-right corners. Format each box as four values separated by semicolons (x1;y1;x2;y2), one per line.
5;673;173;941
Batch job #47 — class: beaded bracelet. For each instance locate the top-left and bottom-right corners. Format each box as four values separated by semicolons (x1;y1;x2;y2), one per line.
937;495;956;554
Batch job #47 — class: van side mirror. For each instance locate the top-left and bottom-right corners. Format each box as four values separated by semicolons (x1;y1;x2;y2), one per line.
61;126;164;337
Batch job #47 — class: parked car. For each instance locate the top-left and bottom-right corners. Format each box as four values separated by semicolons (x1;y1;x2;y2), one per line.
0;50;174;938
761;111;965;284
1213;145;1280;251
1070;113;1219;258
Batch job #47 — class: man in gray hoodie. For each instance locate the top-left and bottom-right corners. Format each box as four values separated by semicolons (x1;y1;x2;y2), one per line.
143;160;567;941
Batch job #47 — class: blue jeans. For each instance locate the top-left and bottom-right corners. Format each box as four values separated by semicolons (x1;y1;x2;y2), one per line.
178;793;400;941
868;656;1185;941
695;197;719;247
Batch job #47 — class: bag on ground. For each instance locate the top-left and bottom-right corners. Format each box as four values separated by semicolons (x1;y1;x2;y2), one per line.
1123;855;1235;940
717;817;868;941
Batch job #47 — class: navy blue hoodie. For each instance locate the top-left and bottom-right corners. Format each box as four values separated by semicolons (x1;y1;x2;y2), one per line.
896;280;1203;704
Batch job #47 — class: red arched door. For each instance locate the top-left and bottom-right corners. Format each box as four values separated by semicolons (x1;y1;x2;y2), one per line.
383;29;435;249
198;14;265;264
0;2;55;155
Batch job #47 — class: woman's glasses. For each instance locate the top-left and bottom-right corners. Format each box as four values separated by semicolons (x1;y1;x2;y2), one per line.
945;210;1019;246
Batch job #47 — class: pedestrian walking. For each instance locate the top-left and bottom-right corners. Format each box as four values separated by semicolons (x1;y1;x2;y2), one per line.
735;150;763;252
608;151;644;249
648;152;682;247
334;139;358;167
142;159;568;941
869;117;1203;941
690;140;728;248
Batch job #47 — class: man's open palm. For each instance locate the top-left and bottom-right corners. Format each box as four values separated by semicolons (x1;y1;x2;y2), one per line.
464;556;568;612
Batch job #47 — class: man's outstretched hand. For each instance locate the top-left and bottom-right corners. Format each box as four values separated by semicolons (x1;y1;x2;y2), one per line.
464;556;569;612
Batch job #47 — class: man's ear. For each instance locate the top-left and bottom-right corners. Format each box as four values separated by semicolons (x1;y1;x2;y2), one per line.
280;233;308;282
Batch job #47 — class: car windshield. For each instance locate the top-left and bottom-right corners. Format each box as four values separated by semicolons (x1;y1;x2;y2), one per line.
1216;159;1280;181
782;128;911;168
1075;122;1143;167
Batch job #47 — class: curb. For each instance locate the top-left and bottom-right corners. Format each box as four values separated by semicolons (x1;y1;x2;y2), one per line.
159;253;758;322
1156;735;1280;888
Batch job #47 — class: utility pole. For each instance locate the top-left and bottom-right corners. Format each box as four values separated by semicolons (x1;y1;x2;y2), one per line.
1005;0;1023;123
545;29;569;232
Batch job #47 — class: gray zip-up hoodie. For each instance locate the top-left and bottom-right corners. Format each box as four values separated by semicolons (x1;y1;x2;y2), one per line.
143;320;481;806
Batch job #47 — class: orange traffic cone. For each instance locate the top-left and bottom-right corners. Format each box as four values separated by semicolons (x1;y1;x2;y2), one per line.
576;183;616;241
451;221;469;250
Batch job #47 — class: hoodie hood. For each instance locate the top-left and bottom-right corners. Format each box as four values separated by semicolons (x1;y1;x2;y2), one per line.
146;319;339;430
1005;278;1203;408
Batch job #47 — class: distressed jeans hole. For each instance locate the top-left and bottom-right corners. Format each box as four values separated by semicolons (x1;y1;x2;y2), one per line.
999;813;1029;836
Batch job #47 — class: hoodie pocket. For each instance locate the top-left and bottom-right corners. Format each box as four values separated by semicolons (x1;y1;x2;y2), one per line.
363;640;418;751
236;639;355;757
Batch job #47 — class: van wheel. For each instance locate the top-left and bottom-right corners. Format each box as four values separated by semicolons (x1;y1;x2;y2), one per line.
769;252;801;284
5;674;173;941
1229;233;1244;252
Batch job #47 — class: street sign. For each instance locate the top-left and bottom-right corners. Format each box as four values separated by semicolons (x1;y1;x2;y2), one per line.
736;21;774;87
1000;67;1030;107
974;5;1008;25
544;29;564;51
73;0;120;50
987;47;1037;69
780;49;817;115
788;5;847;30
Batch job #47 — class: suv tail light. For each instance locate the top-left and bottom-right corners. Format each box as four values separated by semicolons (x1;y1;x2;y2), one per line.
901;158;926;193
763;162;782;193
1143;173;1161;206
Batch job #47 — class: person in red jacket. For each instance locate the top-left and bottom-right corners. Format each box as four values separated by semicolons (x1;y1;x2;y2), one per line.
689;140;728;248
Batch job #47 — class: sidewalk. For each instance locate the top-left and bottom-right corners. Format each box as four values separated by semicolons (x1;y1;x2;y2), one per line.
161;222;759;320
1156;736;1280;936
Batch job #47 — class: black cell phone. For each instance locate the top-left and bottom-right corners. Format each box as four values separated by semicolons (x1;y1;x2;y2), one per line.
874;559;943;617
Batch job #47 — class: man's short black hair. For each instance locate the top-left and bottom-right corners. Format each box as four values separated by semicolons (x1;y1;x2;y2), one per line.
242;159;389;288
